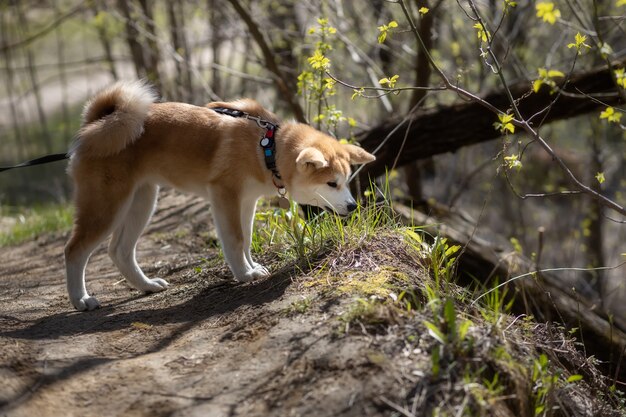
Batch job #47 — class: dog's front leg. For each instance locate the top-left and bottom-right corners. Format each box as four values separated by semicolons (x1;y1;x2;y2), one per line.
209;188;267;282
240;193;269;276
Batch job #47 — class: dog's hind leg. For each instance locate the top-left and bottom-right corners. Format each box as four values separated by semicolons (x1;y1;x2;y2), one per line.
108;184;169;293
65;185;133;311
209;187;267;282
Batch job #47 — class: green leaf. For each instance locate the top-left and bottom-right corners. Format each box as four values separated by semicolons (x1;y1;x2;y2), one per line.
547;70;565;78
536;2;561;24
567;32;591;54
504;154;523;171
600;106;623;123
473;23;489;43
431;345;441;377
534;68;565;93
595;172;605;184
379;74;399;88
615;68;625;88
510;237;523;254
403;228;423;244
567;374;583;383
307;50;331;70
458;319;473;340
424;320;447;344
443;299;457;337
494;113;516;134
444;244;461;257
351;88;364;100
377;21;398;44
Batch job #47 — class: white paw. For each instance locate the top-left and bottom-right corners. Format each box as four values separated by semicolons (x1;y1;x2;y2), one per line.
234;266;269;283
253;264;270;276
139;278;170;293
72;295;101;311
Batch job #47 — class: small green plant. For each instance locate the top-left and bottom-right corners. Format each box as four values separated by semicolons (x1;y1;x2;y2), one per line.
0;204;73;247
423;298;474;379
403;229;461;309
339;297;390;332
285;296;313;316
531;353;558;416
424;298;473;349
396;288;422;313
477;278;515;326
251;180;397;270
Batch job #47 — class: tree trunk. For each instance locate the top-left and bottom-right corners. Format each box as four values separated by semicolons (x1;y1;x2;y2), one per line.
0;8;25;161
137;0;162;92
403;0;437;204
207;0;222;97
53;0;71;145
167;1;192;102
117;0;147;81
91;0;119;81
16;2;52;153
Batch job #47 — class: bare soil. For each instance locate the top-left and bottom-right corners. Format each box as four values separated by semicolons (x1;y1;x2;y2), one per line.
0;191;400;417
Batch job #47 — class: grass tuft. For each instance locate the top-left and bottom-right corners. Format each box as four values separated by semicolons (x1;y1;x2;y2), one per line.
0;204;73;247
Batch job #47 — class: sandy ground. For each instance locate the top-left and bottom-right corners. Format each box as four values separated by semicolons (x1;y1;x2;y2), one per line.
0;191;402;417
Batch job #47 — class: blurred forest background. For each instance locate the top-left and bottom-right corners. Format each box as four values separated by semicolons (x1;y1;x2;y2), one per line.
0;0;624;323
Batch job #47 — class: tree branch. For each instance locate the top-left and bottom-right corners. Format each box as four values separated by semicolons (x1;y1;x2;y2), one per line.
0;1;86;53
225;0;306;123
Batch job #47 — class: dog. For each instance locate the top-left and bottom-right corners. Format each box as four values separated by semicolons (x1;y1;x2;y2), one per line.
64;80;375;311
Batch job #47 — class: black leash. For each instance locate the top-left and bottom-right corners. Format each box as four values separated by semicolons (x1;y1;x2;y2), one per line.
0;152;69;173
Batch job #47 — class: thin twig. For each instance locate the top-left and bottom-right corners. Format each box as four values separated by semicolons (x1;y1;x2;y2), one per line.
472;262;626;305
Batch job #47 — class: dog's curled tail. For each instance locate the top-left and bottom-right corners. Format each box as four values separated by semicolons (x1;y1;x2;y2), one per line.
73;80;158;157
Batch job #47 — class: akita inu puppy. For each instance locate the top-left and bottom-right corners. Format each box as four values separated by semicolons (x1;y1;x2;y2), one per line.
65;81;375;311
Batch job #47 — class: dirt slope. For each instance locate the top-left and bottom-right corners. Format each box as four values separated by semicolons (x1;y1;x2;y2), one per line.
0;191;394;416
1;190;624;417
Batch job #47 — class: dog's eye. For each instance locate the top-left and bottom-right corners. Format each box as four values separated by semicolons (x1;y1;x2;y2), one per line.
327;181;338;188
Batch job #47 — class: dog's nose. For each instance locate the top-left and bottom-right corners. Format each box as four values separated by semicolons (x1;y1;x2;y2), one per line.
347;202;357;212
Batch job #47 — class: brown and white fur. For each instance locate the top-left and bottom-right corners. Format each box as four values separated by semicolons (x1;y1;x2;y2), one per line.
64;81;375;311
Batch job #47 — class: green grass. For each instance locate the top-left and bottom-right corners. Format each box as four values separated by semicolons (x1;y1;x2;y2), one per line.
0;203;73;247
251;181;398;268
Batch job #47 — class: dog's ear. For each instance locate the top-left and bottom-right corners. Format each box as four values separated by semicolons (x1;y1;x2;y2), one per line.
344;144;376;164
296;147;328;170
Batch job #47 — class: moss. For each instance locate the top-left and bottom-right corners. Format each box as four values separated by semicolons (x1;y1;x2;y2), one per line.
306;266;409;298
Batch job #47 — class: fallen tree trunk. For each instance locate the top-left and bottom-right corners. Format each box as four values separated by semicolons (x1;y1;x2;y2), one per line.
358;61;626;179
394;203;626;384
